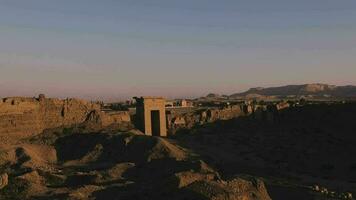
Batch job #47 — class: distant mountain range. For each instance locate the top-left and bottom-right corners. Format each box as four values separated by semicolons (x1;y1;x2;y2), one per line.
229;84;356;99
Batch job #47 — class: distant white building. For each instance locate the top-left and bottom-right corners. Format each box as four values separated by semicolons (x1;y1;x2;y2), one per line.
178;99;194;107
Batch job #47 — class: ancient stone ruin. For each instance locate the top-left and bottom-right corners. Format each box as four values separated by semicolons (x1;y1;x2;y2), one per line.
0;95;130;138
0;94;291;138
135;97;167;137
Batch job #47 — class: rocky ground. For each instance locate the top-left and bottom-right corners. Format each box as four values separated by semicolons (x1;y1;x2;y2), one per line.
175;103;356;200
0;128;271;200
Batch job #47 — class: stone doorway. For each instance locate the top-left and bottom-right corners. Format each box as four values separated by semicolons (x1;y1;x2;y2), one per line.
134;97;167;137
150;110;161;136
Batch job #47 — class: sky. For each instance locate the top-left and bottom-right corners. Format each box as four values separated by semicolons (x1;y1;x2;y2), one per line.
0;0;356;101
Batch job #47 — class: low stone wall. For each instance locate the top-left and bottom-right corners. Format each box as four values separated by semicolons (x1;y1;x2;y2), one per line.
107;111;131;124
167;104;251;134
167;102;290;134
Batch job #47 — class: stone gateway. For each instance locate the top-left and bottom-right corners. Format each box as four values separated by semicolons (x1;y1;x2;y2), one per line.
135;97;167;137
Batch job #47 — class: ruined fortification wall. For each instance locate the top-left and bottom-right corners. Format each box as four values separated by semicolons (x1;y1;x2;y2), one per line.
167;104;252;133
0;95;289;138
0;97;100;137
107;111;131;124
167;102;290;134
0;96;130;138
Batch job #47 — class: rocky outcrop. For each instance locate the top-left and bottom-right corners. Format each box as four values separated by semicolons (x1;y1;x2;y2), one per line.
184;177;271;200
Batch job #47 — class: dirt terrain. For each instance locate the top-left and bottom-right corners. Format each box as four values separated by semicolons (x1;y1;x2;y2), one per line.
175;103;356;200
0;129;271;200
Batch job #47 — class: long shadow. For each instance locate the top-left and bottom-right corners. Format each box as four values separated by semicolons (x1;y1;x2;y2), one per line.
52;132;215;199
54;132;162;164
172;103;356;196
55;133;108;162
92;184;209;200
92;183;209;200
91;159;210;200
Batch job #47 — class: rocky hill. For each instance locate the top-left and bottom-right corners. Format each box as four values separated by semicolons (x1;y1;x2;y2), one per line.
230;84;356;99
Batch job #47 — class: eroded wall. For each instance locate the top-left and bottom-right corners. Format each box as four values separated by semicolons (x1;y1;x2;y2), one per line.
167;102;290;134
0;97;130;138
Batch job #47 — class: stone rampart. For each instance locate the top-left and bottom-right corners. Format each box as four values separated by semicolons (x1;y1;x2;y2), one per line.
0;96;130;138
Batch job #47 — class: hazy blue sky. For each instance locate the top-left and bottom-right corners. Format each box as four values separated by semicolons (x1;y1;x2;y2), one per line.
1;0;356;101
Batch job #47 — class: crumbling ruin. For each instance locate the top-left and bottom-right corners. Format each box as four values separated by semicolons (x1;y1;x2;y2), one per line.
0;95;130;138
0;94;291;138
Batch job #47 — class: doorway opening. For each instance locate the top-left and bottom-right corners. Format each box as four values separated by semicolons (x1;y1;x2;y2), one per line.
151;110;161;136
